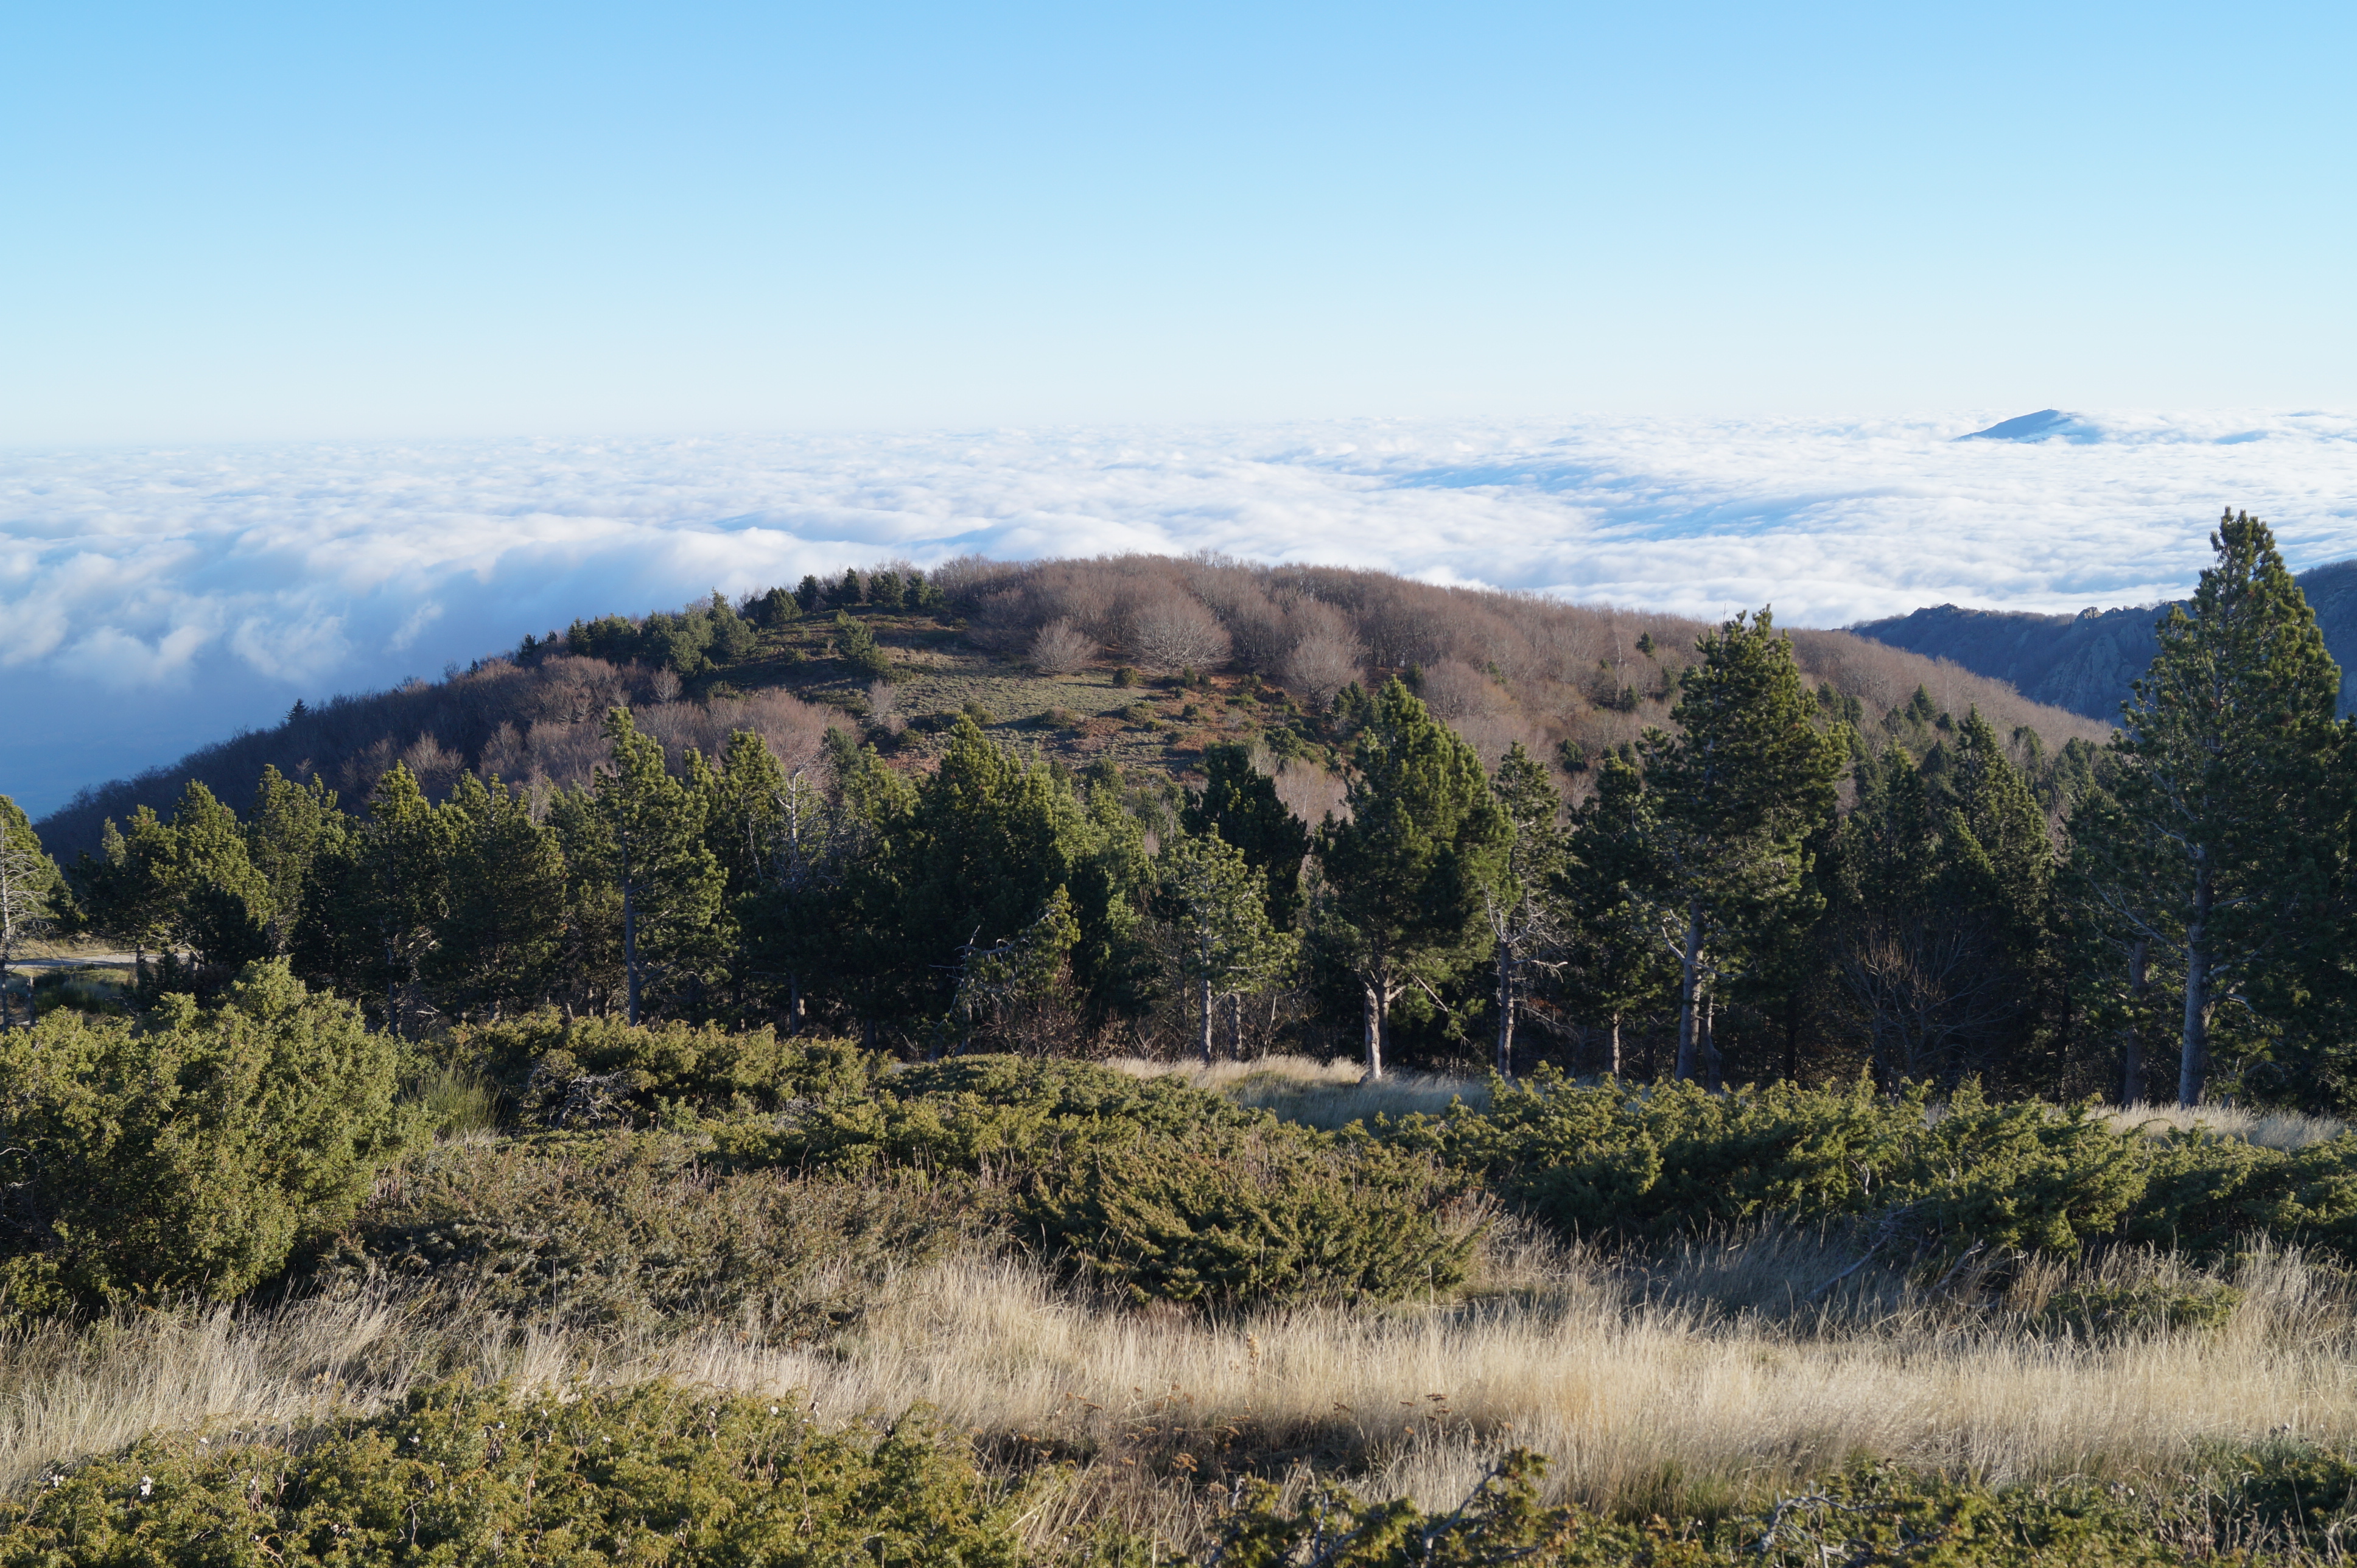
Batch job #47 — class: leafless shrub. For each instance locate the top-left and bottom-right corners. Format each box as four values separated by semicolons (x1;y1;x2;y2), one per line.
479;722;530;782
865;679;900;719
399;733;463;796
927;554;1018;611
1284;630;1364;709
1449;710;1547;772
1029;617;1096;676
648;668;682;704
1272;758;1348;826
1126;592;1230;672
1417;659;1505;721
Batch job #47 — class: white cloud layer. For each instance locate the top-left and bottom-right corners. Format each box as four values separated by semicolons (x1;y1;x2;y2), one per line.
7;410;2357;817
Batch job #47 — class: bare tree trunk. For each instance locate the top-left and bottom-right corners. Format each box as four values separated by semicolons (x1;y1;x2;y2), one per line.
622;877;642;1027
2180;863;2213;1107
1230;992;1245;1060
1673;901;1703;1080
1495;948;1515;1077
1362;982;1385;1079
1700;993;1721;1090
2121;938;2148;1107
1199;975;1216;1067
1608;1012;1622;1077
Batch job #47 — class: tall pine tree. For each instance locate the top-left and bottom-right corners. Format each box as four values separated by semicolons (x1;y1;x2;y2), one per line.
1639;610;1845;1084
2085;509;2344;1106
1315;679;1510;1077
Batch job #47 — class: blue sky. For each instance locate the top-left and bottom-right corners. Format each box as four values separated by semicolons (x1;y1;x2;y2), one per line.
7;1;2353;441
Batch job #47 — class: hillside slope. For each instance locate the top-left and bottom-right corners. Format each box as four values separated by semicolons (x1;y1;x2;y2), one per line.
34;554;2110;861
1852;559;2357;720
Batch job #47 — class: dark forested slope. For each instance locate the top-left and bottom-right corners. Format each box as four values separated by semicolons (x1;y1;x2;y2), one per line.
1853;558;2357;720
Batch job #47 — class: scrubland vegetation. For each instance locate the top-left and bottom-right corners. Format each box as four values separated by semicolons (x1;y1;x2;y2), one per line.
1;513;2355;1559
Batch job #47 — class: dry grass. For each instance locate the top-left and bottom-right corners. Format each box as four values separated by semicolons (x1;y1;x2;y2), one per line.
1104;1054;1489;1127
5;1232;2349;1553
2109;1102;2350;1150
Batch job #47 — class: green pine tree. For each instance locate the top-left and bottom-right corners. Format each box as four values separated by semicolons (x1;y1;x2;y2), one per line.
1181;741;1311;928
1156;826;1299;1065
425;772;567;1018
2084;509;2345;1106
0;797;60;1032
591;709;724;1024
1314;678;1511;1077
1561;754;1679;1075
1482;744;1567;1077
1639;609;1846;1084
246;766;342;957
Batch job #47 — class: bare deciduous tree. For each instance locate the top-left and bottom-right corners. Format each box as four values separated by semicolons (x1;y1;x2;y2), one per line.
1283;630;1364;709
1127;593;1231;673
1029;617;1096;676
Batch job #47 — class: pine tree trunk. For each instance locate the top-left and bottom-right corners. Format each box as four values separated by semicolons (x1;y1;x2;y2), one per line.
1231;992;1245;1059
2180;863;2213;1107
1674;900;1703;1080
1608;1012;1622;1077
1199;975;1216;1067
1495;947;1515;1077
1363;982;1385;1079
2122;938;2148;1107
1701;993;1721;1091
622;878;641;1026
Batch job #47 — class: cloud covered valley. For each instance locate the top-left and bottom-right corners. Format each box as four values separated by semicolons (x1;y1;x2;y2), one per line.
7;409;2357;817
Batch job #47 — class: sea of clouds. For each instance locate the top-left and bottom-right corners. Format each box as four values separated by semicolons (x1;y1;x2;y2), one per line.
7;409;2357;818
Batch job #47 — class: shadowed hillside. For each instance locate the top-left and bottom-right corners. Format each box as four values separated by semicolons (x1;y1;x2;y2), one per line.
1853;558;2357;720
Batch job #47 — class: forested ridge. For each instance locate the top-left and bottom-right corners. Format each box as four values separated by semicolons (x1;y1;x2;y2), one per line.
4;513;2350;1110
1852;556;2357;721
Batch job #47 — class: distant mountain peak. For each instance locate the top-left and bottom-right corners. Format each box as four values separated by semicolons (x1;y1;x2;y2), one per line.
1958;409;2077;442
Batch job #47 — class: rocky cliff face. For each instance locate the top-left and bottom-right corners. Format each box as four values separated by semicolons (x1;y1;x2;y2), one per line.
1851;559;2357;722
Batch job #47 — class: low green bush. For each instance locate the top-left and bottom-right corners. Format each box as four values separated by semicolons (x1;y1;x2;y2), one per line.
1021;1124;1483;1309
458;1012;878;1129
734;1057;1474;1309
332;1132;970;1335
1208;1450;2204;1568
0;1381;1023;1567
1389;1069;2357;1272
0;961;413;1320
754;1055;1267;1175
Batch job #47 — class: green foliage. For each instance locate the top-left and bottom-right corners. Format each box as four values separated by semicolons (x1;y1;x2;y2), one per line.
1155;827;1298;1063
0;961;412;1318
1393;1071;2177;1267
0;1380;1023;1567
768;1054;1262;1174
835;608;895;678
1635;609;1847;1083
461;1010;877;1126
337;1133;967;1334
2040;1275;2243;1335
590;709;726;1022
1182;741;1310;926
1022;1121;1480;1308
2082;509;2345;1106
1316;678;1511;1074
1208;1449;2202;1568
